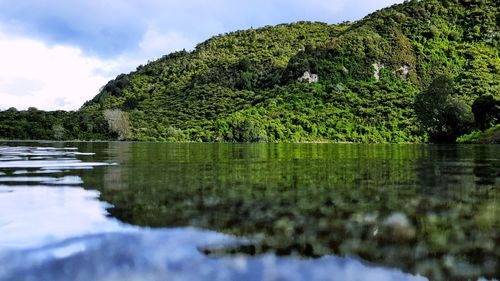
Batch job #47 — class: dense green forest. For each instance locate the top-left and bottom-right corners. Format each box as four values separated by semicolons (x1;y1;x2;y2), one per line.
1;0;499;143
0;107;117;141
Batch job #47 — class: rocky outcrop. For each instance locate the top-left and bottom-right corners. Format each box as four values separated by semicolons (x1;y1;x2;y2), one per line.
373;63;411;80
372;63;385;81
103;109;131;140
298;71;319;83
396;65;410;79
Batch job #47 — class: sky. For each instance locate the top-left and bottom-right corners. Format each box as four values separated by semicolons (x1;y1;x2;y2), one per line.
0;0;404;111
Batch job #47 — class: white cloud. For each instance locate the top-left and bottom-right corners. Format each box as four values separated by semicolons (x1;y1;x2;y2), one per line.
0;77;43;97
139;28;194;59
0;30;113;111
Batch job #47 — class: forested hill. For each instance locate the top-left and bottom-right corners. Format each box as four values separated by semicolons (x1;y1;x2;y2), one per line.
2;0;499;143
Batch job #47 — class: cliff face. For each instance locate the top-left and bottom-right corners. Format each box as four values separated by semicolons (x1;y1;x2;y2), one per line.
80;0;498;143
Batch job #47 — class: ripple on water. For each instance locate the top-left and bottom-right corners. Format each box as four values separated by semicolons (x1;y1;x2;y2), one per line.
0;176;83;185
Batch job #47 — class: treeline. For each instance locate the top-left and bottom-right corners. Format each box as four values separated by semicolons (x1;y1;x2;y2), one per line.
0;107;117;141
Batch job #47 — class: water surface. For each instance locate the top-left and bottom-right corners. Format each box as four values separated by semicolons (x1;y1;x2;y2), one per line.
0;142;498;281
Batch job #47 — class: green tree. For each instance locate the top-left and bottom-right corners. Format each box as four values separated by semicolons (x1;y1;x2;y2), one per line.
472;94;500;130
414;75;474;142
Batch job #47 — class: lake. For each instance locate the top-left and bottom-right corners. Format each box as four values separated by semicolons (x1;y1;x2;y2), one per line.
0;142;498;281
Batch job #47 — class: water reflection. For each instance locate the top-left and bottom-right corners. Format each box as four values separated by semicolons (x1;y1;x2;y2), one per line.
0;185;126;249
88;143;499;280
0;229;427;281
0;145;126;250
0;143;429;281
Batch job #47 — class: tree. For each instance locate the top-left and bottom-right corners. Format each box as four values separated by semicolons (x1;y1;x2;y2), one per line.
52;124;66;140
472;94;500;130
414;75;474;142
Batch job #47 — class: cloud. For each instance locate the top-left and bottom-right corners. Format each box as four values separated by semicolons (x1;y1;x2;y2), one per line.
0;0;145;58
0;28;113;111
139;28;194;59
0;77;43;97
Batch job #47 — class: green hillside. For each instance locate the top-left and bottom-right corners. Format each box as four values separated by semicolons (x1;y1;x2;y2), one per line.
2;0;499;142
